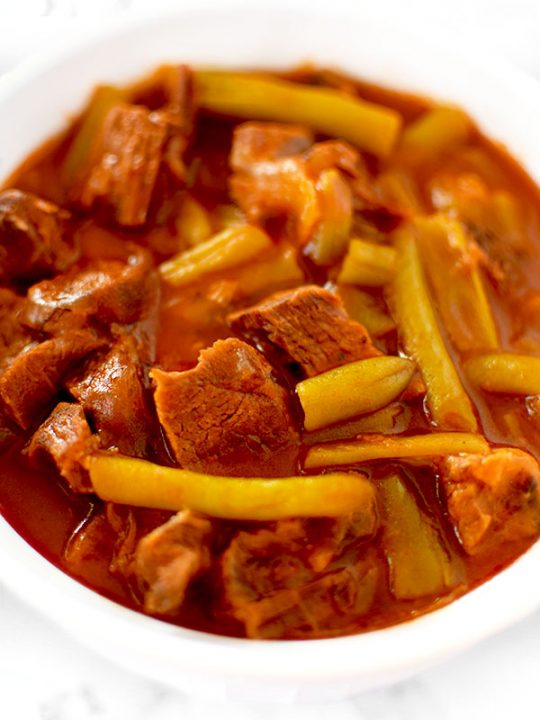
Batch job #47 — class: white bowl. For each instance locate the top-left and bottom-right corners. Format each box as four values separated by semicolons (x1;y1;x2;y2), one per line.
1;1;540;704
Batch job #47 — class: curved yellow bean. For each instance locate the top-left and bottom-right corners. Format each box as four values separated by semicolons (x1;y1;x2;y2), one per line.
305;433;489;469
465;353;540;395
89;454;375;520
297;356;414;431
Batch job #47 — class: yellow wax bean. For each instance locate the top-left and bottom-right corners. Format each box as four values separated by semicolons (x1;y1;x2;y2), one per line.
337;285;395;337
391;226;478;431
380;474;464;600
297;356;415;431
304;403;411;444
307;169;353;265
89;454;375;521
159;224;272;286
414;215;499;352
232;244;303;298
305;433;489;469
195;70;402;157
465;353;540;395
399;106;471;164
338;239;397;286
177;196;213;247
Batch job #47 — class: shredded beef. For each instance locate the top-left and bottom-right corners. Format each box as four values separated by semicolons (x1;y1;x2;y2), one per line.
229;285;379;378
0;189;78;283
67;335;154;457
441;448;540;554
28;402;98;492
135;510;212;615
221;519;379;639
151;337;298;476
0;331;103;429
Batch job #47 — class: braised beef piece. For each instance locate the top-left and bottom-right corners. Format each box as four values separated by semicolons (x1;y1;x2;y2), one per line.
0;288;28;361
440;449;540;555
22;249;160;360
0;330;103;429
229;285;379;378
135;510;212;615
67;335;155;457
151;337;298;476
229;122;359;242
230;122;313;170
221;519;379;639
0;189;78;282
72;104;172;226
28;402;98;493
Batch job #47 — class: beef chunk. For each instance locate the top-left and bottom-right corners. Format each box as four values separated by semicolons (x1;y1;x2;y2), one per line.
151;338;298;476
0;189;77;282
441;449;540;554
67;335;154;457
230;123;359;242
135;510;212;615
0;288;27;362
229;285;379;378
0;331;103;429
74;104;170;226
28;402;98;492
230;122;313;170
23;249;160;359
222;520;378;639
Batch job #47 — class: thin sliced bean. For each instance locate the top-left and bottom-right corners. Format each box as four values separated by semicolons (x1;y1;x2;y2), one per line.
391;226;478;431
304;403;411;444
414;214;499;352
305;433;489;468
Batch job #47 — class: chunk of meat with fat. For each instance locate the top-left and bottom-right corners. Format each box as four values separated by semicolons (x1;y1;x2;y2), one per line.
0;189;78;282
135;510;212;615
0;331;103;429
222;519;379;639
73;104;170;226
67;335;154;457
28;402;98;493
229;285;379;378
23;249;160;360
441;448;540;554
151;338;298;476
229;122;359;242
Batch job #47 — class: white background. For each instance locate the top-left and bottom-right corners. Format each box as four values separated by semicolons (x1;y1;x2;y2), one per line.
1;0;540;718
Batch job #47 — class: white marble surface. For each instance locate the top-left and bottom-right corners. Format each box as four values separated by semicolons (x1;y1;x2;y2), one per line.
1;0;540;717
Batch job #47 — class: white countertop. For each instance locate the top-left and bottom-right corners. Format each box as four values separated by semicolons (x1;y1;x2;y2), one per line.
1;1;540;717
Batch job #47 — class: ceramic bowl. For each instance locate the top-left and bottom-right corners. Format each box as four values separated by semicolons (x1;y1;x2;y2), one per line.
1;1;540;703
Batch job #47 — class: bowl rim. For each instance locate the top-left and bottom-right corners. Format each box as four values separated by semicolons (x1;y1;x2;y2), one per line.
1;0;540;687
